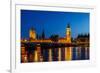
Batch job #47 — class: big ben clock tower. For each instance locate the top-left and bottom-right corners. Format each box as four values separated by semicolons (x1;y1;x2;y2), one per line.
66;23;71;43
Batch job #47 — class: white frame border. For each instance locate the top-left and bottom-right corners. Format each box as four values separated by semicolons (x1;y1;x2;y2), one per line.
11;3;96;73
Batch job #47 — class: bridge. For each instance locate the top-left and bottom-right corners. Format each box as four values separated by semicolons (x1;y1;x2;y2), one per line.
21;41;89;48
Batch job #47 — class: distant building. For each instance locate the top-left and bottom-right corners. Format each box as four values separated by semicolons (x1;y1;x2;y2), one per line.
76;34;89;46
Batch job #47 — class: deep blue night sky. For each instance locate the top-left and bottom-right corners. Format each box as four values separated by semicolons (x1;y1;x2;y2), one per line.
21;10;89;39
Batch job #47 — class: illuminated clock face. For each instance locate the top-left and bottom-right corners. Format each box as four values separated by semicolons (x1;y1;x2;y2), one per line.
67;30;70;35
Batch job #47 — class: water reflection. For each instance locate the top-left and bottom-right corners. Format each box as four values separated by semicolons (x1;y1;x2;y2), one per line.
22;46;89;62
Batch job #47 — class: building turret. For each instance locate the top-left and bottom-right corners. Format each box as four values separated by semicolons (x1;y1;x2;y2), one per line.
41;29;45;39
29;27;36;40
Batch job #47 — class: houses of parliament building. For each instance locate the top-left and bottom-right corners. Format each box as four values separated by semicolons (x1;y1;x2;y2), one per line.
21;24;89;62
